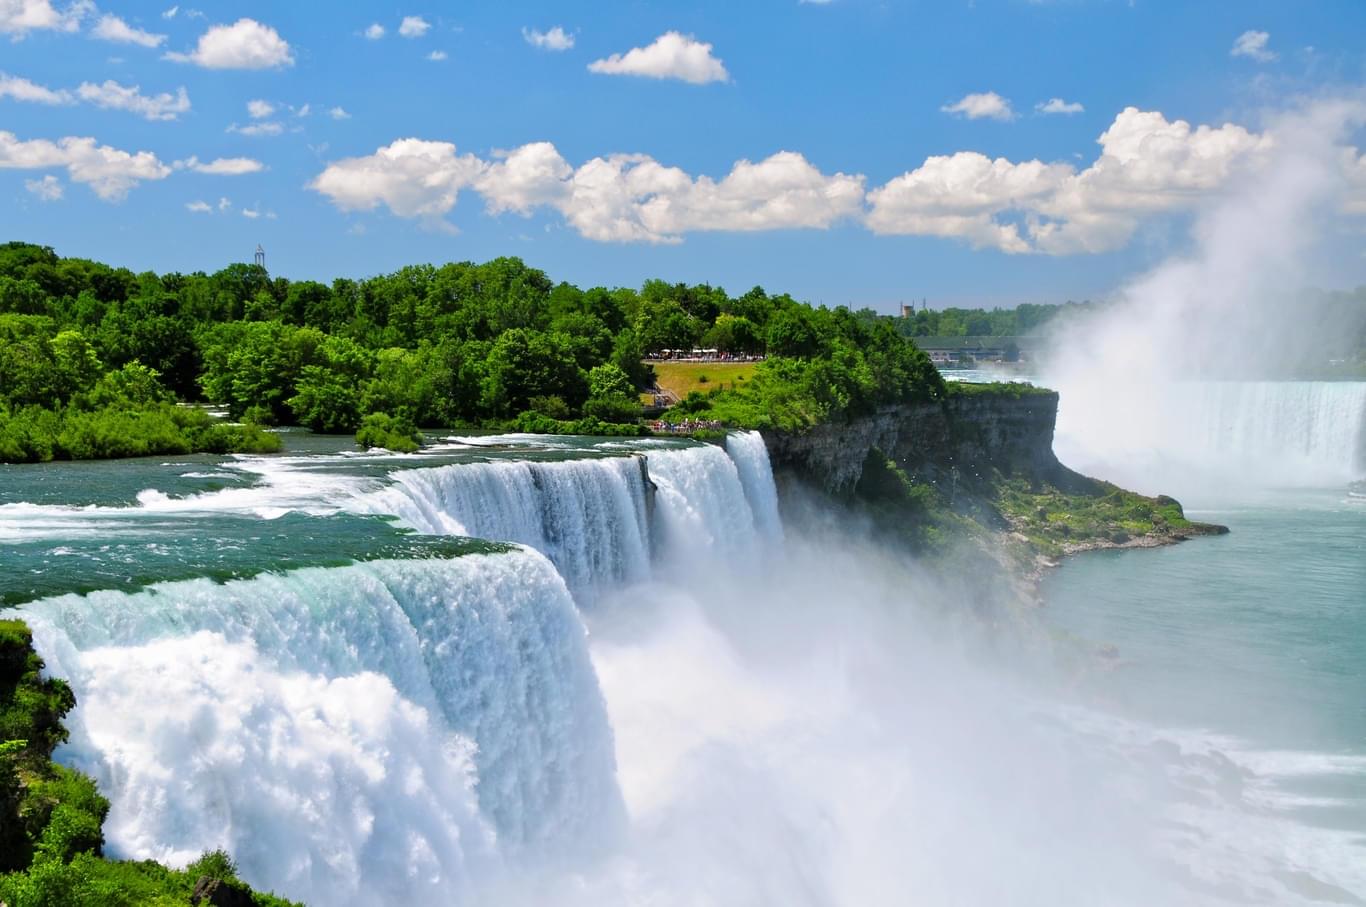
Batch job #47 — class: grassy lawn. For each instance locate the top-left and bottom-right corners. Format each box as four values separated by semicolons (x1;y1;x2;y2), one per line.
649;361;759;400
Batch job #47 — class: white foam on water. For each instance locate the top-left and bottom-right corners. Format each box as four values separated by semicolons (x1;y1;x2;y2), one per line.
21;550;623;905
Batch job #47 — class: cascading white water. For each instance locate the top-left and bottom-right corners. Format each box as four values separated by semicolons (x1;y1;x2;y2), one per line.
350;440;771;595
356;456;653;599
1052;378;1366;492
724;431;785;546
642;443;762;566
20;550;622;905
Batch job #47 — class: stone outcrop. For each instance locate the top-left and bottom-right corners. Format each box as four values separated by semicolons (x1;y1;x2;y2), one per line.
762;390;1065;490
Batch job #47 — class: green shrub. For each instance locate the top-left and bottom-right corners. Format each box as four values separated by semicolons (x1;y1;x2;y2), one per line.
356;412;422;453
582;394;641;424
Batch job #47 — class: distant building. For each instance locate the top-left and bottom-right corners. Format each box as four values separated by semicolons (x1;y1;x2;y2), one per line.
900;303;914;319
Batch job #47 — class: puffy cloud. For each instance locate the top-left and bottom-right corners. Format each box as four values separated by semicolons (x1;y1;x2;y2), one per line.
76;80;190;121
363;22;383;40
309;138;485;219
186;199;211;213
398;15;429;38
868;107;1271;254
25;174;62;200
247;98;274;119
162;6;177;19
165;18;293;69
1231;30;1275;63
427;50;446;61
178;155;264;175
312;138;862;242
588;31;728;84
2;73;190;121
329;106;351;120
941;91;1015;121
868;153;1069;252
91;13;165;47
0;130;171;200
0;71;72;104
305;107;1336;254
0;0;89;39
523;26;573;51
1037;97;1084;115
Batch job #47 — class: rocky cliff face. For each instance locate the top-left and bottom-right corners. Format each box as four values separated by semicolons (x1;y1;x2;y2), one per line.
762;390;1064;490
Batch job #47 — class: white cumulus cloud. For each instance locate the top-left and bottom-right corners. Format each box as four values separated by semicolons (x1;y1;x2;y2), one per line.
165;17;293;69
25;173;62;200
77;80;190;120
364;22;383;40
329;106;351;120
311;139;863;242
310;138;485;219
588;31;728;84
1231;30;1275;62
0;0;89;39
427;50;446;61
0;71;72;104
1037;97;1084;115
91;13;165;47
523;25;573;51
941;91;1015;121
398;15;429;38
186;199;212;212
869;107;1271;254
247;98;274;119
304;106;1347;255
0;130;171;200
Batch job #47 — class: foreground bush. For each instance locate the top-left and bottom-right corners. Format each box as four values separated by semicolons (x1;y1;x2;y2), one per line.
355;412;423;452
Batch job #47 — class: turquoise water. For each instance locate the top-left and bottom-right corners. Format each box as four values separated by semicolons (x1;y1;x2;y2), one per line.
1041;489;1365;754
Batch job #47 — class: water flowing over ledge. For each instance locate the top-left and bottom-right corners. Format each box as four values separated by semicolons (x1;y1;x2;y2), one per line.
19;551;622;905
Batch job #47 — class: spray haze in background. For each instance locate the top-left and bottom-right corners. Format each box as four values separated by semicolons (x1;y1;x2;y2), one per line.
1044;96;1366;492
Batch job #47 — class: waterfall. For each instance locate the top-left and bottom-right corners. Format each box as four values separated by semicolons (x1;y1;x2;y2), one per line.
19;550;623;906
725;431;785;546
355;456;652;599
1052;379;1366;491
352;440;778;593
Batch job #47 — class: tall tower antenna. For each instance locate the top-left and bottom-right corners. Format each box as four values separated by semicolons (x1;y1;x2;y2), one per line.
254;244;266;268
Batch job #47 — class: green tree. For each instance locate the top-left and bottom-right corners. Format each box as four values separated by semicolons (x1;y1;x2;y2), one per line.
480;329;587;417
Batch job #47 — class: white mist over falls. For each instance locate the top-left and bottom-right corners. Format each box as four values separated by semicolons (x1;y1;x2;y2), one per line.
1044;97;1366;495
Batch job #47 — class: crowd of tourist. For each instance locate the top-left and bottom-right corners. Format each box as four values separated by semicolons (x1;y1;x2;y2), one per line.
649;419;725;434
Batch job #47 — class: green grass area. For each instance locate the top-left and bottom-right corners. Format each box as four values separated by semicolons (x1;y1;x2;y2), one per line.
650;361;759;400
994;477;1198;558
945;380;1055;398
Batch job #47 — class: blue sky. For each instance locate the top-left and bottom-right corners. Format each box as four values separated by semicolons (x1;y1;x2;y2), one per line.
2;0;1365;310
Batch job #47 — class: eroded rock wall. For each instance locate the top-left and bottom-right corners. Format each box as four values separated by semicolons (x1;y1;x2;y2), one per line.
762;390;1063;490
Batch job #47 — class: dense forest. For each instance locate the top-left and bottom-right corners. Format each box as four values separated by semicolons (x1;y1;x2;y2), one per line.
892;301;1094;338
0;241;943;461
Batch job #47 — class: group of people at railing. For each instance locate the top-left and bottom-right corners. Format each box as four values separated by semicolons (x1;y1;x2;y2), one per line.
645;350;765;362
650;419;724;434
